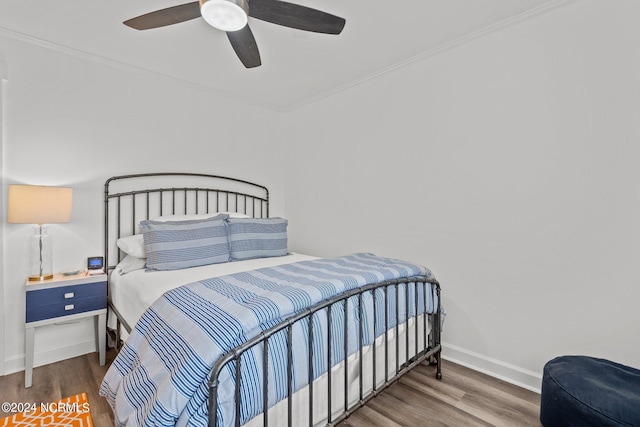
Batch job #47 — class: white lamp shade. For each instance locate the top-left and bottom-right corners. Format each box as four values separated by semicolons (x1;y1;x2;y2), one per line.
8;185;73;225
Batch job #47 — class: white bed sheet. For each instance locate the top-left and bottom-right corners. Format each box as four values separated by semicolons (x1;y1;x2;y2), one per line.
108;253;319;336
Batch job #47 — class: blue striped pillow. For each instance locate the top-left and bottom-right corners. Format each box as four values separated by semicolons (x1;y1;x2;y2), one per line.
141;214;230;271
227;217;288;261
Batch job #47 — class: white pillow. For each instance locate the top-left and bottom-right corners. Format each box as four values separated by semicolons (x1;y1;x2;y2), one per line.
154;211;250;221
117;234;145;258
115;255;147;274
218;211;251;218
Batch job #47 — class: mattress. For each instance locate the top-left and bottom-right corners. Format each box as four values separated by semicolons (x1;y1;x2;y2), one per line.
101;254;433;425
108;253;319;336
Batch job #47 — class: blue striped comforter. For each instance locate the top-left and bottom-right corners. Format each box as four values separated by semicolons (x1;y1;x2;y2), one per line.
100;253;436;427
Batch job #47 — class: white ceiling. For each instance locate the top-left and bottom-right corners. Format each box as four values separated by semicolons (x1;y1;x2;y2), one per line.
0;0;566;111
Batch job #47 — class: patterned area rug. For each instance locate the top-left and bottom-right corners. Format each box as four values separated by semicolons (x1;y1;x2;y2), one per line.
0;393;93;426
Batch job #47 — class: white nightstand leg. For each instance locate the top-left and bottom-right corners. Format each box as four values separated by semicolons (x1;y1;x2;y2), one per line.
25;326;35;388
97;313;106;366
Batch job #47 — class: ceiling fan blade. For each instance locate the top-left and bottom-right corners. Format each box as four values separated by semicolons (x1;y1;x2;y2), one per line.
249;0;345;34
124;2;201;30
227;25;262;68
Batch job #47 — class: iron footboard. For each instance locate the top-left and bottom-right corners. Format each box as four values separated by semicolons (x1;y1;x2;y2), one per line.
208;276;442;427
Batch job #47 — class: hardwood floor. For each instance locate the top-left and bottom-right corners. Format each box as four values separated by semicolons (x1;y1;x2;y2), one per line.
0;350;542;427
338;362;542;427
0;349;117;426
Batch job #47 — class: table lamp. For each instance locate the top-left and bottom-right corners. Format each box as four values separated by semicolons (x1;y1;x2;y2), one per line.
7;184;73;281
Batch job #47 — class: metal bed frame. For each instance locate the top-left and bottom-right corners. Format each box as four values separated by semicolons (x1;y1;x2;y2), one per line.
104;172;269;335
104;172;441;427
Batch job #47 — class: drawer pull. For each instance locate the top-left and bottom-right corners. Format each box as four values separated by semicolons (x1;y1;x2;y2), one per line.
64;292;74;299
64;304;74;311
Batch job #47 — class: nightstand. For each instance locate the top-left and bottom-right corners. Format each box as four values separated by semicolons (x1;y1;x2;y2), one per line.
25;272;107;388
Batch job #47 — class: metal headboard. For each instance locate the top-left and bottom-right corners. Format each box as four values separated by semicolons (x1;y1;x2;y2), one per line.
104;172;269;273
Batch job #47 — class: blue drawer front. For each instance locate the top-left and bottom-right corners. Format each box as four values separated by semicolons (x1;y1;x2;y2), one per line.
26;281;107;323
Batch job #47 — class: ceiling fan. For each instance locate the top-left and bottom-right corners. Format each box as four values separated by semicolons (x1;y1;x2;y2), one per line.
123;0;346;68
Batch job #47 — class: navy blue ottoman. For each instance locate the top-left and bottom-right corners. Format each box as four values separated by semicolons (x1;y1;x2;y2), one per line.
540;356;640;427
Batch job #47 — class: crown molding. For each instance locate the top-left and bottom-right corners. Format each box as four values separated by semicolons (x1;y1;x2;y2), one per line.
0;26;283;112
285;0;578;111
0;0;576;112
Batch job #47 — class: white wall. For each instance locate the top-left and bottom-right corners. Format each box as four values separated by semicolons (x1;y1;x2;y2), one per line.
284;0;640;391
2;0;639;394
0;55;7;377
0;35;286;375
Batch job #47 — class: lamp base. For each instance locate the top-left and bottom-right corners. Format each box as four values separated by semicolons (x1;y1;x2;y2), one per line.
28;225;54;282
28;273;54;282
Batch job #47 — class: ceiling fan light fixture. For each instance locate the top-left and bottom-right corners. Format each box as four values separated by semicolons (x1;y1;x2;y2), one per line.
200;0;249;32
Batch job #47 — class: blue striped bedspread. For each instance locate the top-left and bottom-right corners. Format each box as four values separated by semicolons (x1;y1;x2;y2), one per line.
100;253;436;427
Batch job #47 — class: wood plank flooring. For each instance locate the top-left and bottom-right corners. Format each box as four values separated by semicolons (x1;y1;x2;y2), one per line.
338;362;542;427
0;350;542;427
1;349;117;426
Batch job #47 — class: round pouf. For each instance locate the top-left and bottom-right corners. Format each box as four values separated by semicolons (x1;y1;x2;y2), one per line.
540;355;640;427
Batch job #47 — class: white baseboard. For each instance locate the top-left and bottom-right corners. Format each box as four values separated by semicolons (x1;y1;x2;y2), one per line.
442;341;542;393
4;338;97;377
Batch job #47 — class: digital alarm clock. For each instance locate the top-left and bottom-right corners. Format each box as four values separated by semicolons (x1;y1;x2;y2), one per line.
87;256;104;270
